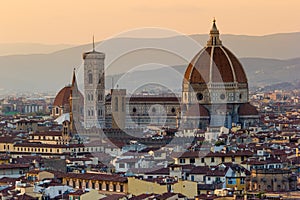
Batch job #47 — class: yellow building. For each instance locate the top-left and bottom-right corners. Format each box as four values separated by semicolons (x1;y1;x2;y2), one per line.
127;177;197;199
62;172;128;195
0;136;19;153
26;170;55;182
172;150;253;167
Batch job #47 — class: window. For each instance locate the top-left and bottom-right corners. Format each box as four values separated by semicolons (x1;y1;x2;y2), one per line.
98;94;102;101
228;178;236;185
106;183;109;191
190;158;195;164
120;185;124;192
240;178;245;184
86;181;89;188
197;93;203;100
201;158;205;163
88;72;93;84
179;158;185;164
113;184;117;191
191;175;194;181
98;74;101;84
115;97;118;111
119;163;125;168
232;157;235;162
122;97;125;112
211;157;215;163
222;157;225;162
92;182;95;189
55;107;59;115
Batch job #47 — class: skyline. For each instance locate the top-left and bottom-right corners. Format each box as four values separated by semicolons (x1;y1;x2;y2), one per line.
0;0;299;45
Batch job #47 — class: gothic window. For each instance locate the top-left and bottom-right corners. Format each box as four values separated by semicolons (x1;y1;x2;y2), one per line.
91;110;94;116
91;94;94;101
115;97;118;112
98;74;101;84
122;97;125;112
88;71;93;84
98;94;102;101
88;110;90;116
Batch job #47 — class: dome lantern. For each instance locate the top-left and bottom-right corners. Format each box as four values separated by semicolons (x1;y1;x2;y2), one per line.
207;18;222;47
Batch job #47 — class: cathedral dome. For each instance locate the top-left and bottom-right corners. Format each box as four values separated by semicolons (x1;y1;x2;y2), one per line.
184;20;247;84
53;86;71;108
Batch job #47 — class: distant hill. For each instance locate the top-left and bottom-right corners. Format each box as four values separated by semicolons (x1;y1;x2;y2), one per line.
0;43;74;56
0;32;300;93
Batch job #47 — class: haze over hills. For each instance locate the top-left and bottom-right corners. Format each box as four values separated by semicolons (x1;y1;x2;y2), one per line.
0;32;299;94
0;43;74;56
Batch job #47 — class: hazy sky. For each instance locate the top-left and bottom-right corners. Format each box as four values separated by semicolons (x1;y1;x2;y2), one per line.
0;0;299;44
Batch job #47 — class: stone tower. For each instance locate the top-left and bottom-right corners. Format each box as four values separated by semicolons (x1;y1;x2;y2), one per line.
83;39;106;129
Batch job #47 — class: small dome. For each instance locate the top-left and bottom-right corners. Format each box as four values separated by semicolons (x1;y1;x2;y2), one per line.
53;86;71;107
184;20;247;84
238;103;259;116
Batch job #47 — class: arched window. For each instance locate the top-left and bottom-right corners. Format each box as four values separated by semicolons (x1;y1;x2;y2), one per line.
88;110;90;116
98;94;102;101
122;97;125;112
114;97;118;112
91;94;93;101
88;71;93;84
98;74;101;84
98;109;103;116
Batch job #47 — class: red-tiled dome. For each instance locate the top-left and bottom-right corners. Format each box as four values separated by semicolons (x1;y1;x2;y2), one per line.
238;103;259;116
184;20;247;84
53;86;71;107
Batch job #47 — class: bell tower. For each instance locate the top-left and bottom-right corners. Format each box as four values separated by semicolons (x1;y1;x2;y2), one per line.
83;37;106;128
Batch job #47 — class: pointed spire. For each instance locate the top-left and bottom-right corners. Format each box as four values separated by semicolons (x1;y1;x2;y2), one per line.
72;68;76;87
207;18;222;46
92;35;95;52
